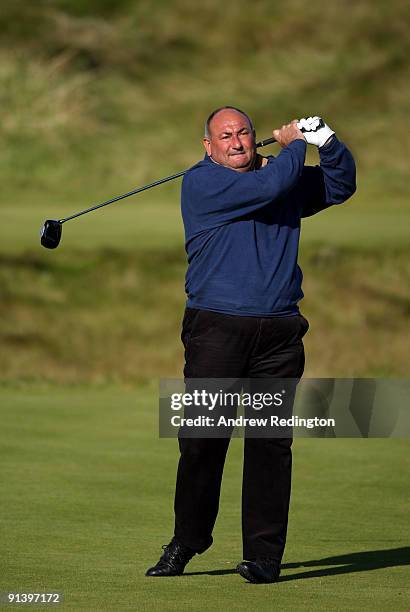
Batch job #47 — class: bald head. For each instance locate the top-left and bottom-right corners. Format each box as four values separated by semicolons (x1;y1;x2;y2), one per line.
204;106;254;139
203;107;257;173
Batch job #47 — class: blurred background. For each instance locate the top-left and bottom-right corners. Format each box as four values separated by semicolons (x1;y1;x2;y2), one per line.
0;0;409;384
1;3;409;608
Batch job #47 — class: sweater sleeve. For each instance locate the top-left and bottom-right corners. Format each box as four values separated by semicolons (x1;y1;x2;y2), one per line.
298;136;357;218
182;139;307;232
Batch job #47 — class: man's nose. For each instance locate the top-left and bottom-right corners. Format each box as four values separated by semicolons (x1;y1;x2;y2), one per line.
231;135;243;149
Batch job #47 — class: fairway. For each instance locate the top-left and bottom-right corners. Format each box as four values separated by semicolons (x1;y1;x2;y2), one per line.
1;387;408;611
2;172;410;254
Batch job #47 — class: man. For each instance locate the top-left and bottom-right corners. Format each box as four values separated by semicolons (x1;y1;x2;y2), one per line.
146;107;356;583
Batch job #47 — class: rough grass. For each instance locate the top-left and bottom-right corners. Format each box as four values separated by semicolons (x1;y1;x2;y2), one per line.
1;246;408;384
0;0;409;199
0;1;408;381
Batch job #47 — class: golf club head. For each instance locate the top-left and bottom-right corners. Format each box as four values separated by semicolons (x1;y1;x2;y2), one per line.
40;220;62;249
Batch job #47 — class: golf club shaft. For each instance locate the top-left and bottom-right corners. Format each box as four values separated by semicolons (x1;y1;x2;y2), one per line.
255;136;276;148
59;138;276;224
60;170;186;224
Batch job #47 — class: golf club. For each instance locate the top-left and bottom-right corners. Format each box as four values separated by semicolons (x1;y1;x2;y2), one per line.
40;119;324;249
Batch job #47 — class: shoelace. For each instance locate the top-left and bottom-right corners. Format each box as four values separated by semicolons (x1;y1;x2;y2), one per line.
160;542;193;567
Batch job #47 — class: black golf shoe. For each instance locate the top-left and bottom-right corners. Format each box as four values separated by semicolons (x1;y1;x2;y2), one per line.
145;537;196;577
237;558;280;584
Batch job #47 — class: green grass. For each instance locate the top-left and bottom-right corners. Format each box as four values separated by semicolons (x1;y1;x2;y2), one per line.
1;0;409;217
0;3;409;610
1;172;409;255
1;245;409;384
1;386;409;611
0;0;408;384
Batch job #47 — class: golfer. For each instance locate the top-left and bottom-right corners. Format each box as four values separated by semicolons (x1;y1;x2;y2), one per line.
146;107;356;583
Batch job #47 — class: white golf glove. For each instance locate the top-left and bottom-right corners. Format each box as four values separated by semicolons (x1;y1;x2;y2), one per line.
297;116;335;148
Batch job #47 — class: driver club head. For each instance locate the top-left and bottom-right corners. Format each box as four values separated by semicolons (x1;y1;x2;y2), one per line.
40;219;62;249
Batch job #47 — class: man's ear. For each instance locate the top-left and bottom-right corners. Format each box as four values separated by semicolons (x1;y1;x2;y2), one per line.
203;138;212;156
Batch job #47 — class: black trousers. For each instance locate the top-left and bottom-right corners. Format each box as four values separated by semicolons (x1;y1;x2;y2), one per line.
174;307;309;561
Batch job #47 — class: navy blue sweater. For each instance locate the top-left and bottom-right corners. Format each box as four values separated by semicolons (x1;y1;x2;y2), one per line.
181;137;356;316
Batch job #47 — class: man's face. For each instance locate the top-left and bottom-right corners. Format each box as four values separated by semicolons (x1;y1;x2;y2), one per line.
203;109;256;173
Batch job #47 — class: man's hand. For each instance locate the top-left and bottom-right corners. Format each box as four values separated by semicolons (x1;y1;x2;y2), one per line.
273;120;305;148
297;116;335;148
